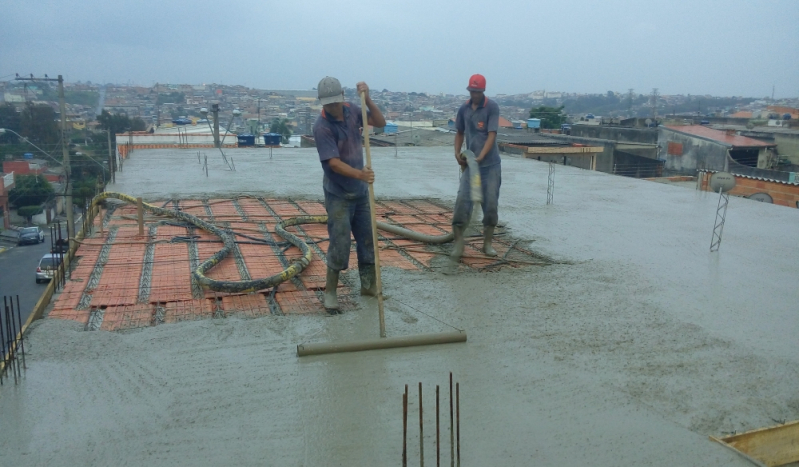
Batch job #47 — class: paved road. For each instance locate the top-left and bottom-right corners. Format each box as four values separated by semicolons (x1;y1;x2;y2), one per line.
0;223;73;328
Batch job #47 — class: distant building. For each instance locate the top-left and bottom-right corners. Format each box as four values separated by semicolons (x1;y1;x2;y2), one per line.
659;125;777;174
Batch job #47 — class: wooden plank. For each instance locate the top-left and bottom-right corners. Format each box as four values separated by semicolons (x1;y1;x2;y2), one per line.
526;146;604;154
716;420;799;467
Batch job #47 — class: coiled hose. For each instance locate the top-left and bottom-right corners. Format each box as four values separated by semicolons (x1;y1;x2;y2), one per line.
90;153;480;294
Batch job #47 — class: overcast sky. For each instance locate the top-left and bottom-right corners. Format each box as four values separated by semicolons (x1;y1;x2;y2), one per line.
1;0;797;98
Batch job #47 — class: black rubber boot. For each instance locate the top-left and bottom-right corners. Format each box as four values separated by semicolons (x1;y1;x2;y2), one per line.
450;225;465;262
359;264;377;296
324;267;340;314
483;226;497;257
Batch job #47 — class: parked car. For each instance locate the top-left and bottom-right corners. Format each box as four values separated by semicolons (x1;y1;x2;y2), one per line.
18;226;45;245
36;253;62;283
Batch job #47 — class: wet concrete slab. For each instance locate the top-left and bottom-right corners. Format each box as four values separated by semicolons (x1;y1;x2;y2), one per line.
1;147;796;466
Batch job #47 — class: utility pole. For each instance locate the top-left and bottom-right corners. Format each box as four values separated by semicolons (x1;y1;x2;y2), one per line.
15;73;74;240
107;129;115;183
627;88;634;118
212;103;220;148
650;88;659;120
257;97;261;134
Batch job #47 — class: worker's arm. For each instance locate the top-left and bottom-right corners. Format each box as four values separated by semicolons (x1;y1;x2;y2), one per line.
328;157;374;184
356;82;386;128
454;131;466;167
476;132;497;163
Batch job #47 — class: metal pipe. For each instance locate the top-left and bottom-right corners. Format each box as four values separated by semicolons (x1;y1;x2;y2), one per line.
450;373;454;467
16;296;25;370
403;385;408;467
0;297;5;385
420;382;424;467
436;385;440;467
297;331;467;357
456;382;460;467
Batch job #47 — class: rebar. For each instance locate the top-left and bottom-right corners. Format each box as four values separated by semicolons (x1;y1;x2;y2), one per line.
450;372;454;467
456;382;460;467
403;384;408;467
15;296;25;370
436;385;440;467
420;382;425;466
0;296;5;385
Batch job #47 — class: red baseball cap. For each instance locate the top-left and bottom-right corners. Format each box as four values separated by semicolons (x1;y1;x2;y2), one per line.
466;74;486;92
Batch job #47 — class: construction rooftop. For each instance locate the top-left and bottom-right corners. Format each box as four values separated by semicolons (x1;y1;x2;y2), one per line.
1;146;798;466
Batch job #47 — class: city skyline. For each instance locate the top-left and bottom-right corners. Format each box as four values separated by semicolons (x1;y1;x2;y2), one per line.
1;0;797;99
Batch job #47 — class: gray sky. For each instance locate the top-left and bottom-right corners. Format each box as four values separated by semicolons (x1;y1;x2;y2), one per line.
1;0;797;98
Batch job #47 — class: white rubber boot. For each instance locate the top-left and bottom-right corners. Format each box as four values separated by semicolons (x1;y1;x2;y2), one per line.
450;226;465;262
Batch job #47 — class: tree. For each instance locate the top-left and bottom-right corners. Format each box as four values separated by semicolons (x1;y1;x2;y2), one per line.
270;118;292;143
0;103;21;143
18;205;43;224
20;102;59;145
529;105;567;129
97;110;129;134
130;117;147;131
9;174;54;207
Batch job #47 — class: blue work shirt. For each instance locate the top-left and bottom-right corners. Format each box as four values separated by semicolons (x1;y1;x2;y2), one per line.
313;103;370;199
455;97;501;167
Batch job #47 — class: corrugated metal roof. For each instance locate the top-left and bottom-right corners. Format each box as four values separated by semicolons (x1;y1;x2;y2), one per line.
665;125;775;148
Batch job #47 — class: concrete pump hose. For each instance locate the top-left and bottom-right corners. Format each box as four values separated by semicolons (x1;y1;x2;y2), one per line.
92;153;483;294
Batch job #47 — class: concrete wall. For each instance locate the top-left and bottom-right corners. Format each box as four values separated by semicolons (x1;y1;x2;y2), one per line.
658;128;729;174
774;133;799;163
570;126;658;145
540;134;615;172
525;153;593;170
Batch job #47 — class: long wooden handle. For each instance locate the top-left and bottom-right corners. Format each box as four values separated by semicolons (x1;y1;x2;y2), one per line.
360;91;386;338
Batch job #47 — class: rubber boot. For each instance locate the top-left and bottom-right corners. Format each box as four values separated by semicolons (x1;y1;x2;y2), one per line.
359;264;378;296
324;267;340;314
450;225;465;262
483;226;497;257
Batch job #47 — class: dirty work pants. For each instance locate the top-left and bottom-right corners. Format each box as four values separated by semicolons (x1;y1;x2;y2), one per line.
452;162;502;229
324;190;375;272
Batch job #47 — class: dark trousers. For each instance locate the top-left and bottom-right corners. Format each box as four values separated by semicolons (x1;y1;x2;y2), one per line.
452;163;502;229
324;190;375;271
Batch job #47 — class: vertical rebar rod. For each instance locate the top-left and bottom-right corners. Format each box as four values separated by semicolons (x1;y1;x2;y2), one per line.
11;298;20;380
5;298;18;383
419;382;424;467
0;297;5;385
456;382;460;467
436;385;440;467
403;385;408;467
16;295;26;370
450;372;454;467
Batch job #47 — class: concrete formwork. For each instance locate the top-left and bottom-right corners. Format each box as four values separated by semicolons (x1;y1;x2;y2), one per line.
1;147;797;466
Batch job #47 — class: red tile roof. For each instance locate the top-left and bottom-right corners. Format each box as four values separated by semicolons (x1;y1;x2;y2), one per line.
498;116;513;128
665;125;775;148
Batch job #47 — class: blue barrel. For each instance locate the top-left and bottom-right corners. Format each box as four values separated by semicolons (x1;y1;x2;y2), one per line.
237;134;255;146
23;152;34;160
263;133;281;146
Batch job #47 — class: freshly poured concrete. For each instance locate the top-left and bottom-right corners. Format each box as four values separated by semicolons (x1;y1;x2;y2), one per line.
1;147;797;466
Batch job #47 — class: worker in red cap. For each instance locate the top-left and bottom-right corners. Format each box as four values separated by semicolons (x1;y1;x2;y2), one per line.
451;73;502;262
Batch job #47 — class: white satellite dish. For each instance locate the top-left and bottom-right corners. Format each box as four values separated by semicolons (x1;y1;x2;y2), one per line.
709;172;736;193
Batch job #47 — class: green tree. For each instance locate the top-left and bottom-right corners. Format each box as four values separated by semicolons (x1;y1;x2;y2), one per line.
130;117;147;131
270;118;292;143
18;205;43;224
20;102;59;144
0;103;21;143
96;109;131;135
9;174;54;207
529;105;567;129
156;92;185;105
72;177;99;207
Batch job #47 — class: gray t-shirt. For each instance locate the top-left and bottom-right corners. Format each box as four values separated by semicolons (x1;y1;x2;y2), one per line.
313;103;369;198
455;97;501;167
